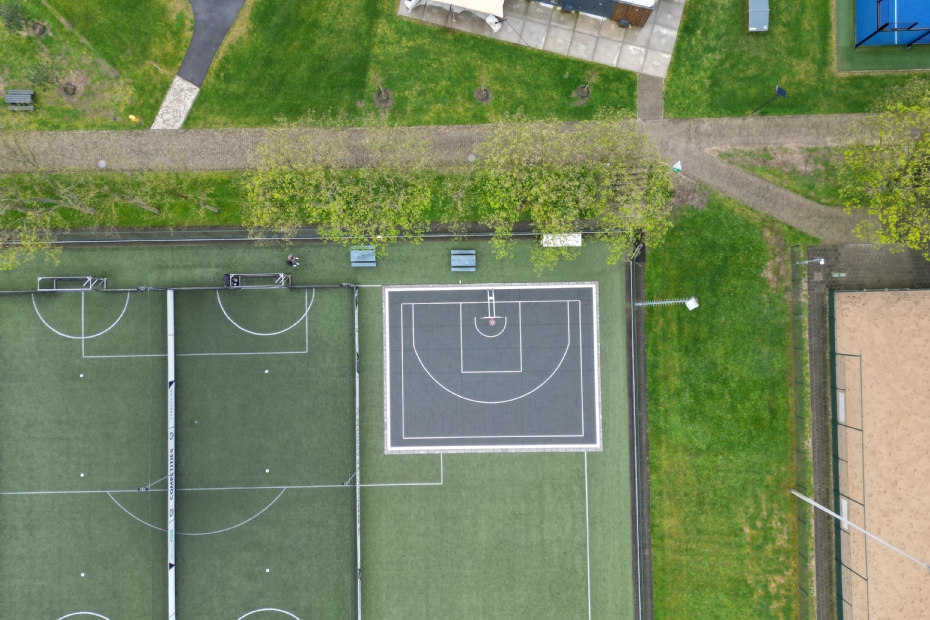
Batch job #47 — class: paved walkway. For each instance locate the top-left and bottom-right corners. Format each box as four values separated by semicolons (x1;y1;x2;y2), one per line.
1;114;866;242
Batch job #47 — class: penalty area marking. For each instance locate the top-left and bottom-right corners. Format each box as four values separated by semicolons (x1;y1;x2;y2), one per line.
56;614;114;620
216;289;315;337
237;609;301;620
32;292;130;340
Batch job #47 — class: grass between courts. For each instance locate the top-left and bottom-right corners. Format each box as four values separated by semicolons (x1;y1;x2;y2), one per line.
184;0;637;128
663;0;916;117
0;0;191;130
0;239;633;620
645;194;816;617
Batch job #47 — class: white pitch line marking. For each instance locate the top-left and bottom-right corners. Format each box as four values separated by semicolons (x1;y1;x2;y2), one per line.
32;292;130;340
216;289;314;337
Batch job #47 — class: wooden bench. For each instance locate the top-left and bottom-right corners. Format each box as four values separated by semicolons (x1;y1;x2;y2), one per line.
5;90;35;112
451;249;476;272
350;245;377;267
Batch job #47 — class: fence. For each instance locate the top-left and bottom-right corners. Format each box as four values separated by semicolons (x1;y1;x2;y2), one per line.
828;292;870;620
790;246;817;620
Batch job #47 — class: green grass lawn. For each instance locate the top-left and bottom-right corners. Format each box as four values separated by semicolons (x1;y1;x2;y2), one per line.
646;194;816;618
720;147;844;206
664;0;916;117
185;0;637;127
0;0;191;129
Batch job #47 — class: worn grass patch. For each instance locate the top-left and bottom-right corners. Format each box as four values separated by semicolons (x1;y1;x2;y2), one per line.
720;147;844;207
646;194;816;618
663;0;916;117
185;0;637;127
0;0;191;129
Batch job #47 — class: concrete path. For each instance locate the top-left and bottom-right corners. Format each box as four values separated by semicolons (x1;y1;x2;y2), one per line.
151;0;247;130
1;114;866;241
637;74;663;120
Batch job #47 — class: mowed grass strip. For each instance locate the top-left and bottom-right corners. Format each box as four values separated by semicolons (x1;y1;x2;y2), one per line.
646;196;815;618
185;0;637;127
663;0;914;117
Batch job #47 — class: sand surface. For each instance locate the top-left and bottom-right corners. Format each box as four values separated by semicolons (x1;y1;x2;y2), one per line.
834;291;930;620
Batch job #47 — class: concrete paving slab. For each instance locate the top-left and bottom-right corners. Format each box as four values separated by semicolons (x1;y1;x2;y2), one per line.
544;25;573;54
624;22;653;46
576;13;603;35
648;24;677;53
423;3;452;26
522;20;549;48
471;15;497;35
598;18;627;41
617;44;646;72
497;16;527;43
503;0;528;15
567;31;597;60
654;0;684;28
641;49;672;77
592;37;622;66
637;73;664;120
451;10;474;30
152;76;200;130
551;8;578;28
525;1;554;23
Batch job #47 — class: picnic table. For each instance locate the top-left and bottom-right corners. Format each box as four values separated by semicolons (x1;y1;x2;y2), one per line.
5;90;35;111
451;249;476;272
351;245;377;267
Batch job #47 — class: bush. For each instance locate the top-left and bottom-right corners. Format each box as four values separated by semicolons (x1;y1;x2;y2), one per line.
0;1;28;33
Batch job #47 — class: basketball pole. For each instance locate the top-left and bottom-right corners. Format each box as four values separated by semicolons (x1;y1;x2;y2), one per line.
790;489;930;574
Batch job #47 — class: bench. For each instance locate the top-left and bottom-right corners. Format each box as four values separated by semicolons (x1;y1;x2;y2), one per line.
5;90;35;112
351;245;377;267
451;249;476;272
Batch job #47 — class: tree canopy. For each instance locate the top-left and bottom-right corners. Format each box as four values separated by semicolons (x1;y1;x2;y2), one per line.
840;78;930;257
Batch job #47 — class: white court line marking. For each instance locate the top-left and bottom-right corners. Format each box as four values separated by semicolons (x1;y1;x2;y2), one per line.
216;289;315;337
56;613;114;620
584;452;592;620
461;302;522;373
0;484;347;496
32;292;130;340
107;488;288;535
410;302;571;405
361;454;444;487
473;315;507;338
237;609;301;620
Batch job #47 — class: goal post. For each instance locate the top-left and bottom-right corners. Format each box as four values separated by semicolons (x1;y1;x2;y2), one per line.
167;290;177;620
37;276;107;290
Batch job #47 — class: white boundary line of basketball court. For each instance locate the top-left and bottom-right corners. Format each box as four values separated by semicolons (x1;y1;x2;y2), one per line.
382;282;602;453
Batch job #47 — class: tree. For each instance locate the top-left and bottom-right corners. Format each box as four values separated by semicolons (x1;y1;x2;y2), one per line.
246;114;434;252
472;109;673;272
839;78;930;257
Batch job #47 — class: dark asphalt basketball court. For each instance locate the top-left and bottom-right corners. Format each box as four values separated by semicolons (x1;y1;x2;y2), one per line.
383;283;602;453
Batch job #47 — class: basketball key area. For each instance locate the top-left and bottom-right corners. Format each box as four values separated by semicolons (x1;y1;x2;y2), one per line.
0;283;357;619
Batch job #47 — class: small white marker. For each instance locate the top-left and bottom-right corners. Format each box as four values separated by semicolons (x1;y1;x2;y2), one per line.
265;469;270;473
265;369;269;374
266;568;270;573
194;421;198;424
81;572;85;577
80;374;84;378
80;473;85;478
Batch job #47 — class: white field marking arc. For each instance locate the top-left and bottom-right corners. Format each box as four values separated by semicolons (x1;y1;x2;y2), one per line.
409;301;571;405
473;315;507;338
32;292;130;340
236;609;301;620
401;299;585;441
216;289;314;337
461;301;522;372
106;488;287;535
56;613;114;620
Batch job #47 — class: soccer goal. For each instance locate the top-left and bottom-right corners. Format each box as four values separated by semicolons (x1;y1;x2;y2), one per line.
37;276;108;290
223;273;292;289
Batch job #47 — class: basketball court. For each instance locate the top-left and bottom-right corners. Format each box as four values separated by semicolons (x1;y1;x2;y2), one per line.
382;283;602;453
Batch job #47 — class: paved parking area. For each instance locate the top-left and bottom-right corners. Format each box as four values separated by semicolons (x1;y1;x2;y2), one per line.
398;0;684;77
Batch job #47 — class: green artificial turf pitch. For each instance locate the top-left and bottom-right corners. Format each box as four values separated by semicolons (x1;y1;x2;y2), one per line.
0;241;633;620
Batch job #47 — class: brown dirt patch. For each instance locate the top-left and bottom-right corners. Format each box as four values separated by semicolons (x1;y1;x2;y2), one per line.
722;146;841;176
57;69;90;101
670;174;709;211
761;227;789;295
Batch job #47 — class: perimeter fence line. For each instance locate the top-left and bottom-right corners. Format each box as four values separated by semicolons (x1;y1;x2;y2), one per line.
352;284;362;620
789;246;817;620
828;290;870;620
